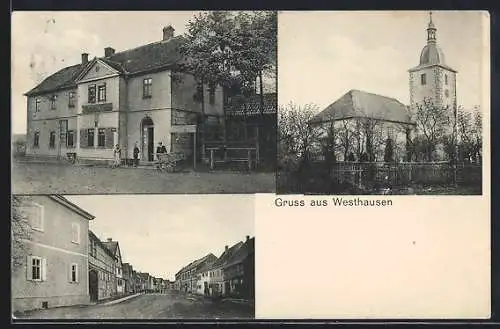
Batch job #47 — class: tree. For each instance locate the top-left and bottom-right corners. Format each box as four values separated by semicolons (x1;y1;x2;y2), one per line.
455;106;482;163
413;98;451;161
384;138;394;163
11;195;32;273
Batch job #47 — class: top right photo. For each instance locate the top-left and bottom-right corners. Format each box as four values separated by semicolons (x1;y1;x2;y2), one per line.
277;11;489;195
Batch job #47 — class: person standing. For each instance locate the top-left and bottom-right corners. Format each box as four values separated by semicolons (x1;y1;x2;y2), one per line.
133;142;140;167
156;141;167;169
112;144;121;168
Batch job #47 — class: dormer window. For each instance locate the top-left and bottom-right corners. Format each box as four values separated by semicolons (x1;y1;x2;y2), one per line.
88;85;96;103
98;84;107;102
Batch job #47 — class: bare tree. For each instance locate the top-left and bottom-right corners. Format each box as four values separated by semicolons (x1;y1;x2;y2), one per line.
11;195;33;273
414;98;451;161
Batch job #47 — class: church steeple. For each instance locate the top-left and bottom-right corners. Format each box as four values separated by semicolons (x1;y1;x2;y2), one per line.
427;11;437;44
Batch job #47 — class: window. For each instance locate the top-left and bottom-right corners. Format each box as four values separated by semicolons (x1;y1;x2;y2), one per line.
445;89;450;98
118;279;122;286
33;132;40;147
143;78;152;98
27;256;46;281
97;128;105;147
70;264;79;283
35;99;41;112
50;95;57;110
420;73;426;85
97;84;106;102
71;222;80;244
209;83;215;105
87;129;95;147
27;203;44;231
445;74;448;85
88;85;96;103
68;92;75;107
67;130;74;147
49;131;56;149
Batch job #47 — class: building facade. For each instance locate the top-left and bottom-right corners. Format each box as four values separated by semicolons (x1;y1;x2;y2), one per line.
175;253;217;294
209;242;243;297
102;238;125;296
122;263;135;294
11;195;94;313
88;230;116;302
223;236;255;299
24;25;224;163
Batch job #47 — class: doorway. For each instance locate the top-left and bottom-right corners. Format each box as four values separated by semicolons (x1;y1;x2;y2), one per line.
89;269;98;302
141;117;154;161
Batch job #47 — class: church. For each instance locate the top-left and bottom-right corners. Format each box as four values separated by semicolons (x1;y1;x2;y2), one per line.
310;12;457;162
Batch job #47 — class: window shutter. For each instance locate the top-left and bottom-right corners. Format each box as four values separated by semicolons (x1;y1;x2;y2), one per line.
105;128;114;149
76;264;79;283
38;205;44;230
41;258;47;281
68;264;72;283
80;129;88;148
26;256;33;281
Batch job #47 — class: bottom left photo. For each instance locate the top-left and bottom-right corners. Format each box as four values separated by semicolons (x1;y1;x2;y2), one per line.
11;194;255;320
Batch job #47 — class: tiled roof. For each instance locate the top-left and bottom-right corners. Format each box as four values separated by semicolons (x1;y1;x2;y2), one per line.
225;93;277;116
177;253;217;275
25;36;187;96
310;89;414;125
88;230;116;258
102;240;119;255
211;241;244;268
224;237;255;268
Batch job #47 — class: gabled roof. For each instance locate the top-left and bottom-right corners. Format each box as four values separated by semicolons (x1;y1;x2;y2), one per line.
211;241;244;269
224;237;255;268
176;253;217;276
310;89;414;125
25;35;187;97
102;240;119;257
49;195;95;220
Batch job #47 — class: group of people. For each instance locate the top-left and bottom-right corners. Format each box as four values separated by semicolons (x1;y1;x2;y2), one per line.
111;141;168;168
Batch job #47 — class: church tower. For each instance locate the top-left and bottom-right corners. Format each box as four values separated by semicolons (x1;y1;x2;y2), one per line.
409;12;457;113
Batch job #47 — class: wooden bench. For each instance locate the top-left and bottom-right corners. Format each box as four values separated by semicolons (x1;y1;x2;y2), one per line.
206;147;257;170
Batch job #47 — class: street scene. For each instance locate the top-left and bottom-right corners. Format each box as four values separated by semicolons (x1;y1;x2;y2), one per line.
277;11;485;195
11;11;277;194
11;195;255;319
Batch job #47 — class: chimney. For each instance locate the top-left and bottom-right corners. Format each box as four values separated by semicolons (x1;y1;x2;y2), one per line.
81;53;89;65
107;238;112;242
163;25;175;41
225;245;228;252
104;47;115;57
246;235;250;242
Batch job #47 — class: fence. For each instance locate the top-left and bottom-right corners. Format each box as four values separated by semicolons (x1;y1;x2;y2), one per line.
329;161;482;188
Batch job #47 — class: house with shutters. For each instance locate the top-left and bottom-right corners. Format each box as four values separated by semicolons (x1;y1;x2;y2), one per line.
11;195;95;313
102;238;125;296
88;230;117;302
24;25;224;164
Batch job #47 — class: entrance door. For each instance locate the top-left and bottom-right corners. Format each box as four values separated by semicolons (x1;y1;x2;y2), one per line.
89;270;98;302
147;127;154;161
141;117;155;162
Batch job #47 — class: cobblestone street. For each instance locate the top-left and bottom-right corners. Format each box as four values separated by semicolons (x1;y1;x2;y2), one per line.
14;292;254;319
12;161;275;194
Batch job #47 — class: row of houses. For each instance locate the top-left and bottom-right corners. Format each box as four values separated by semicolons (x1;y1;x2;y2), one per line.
11;195;170;314
174;235;255;300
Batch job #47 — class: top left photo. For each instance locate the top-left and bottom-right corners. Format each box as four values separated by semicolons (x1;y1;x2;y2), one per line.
11;11;277;194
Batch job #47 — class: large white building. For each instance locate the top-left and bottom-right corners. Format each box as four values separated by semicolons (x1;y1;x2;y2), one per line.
24;25;224;163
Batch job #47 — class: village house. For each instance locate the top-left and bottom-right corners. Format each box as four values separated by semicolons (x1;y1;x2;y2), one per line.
310;13;456;162
175;253;217;294
223;236;255;299
24;25;224;164
88;230;117;302
122;263;135;294
135;272;149;293
208;242;244;297
102;238;125;296
11;195;94;313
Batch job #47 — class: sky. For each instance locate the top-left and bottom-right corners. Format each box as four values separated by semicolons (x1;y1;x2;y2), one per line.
11;11;202;135
278;11;488;112
66;195;255;281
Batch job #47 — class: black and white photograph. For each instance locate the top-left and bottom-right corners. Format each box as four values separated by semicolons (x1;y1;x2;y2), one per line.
11;11;277;194
11;194;255;320
277;11;487;195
